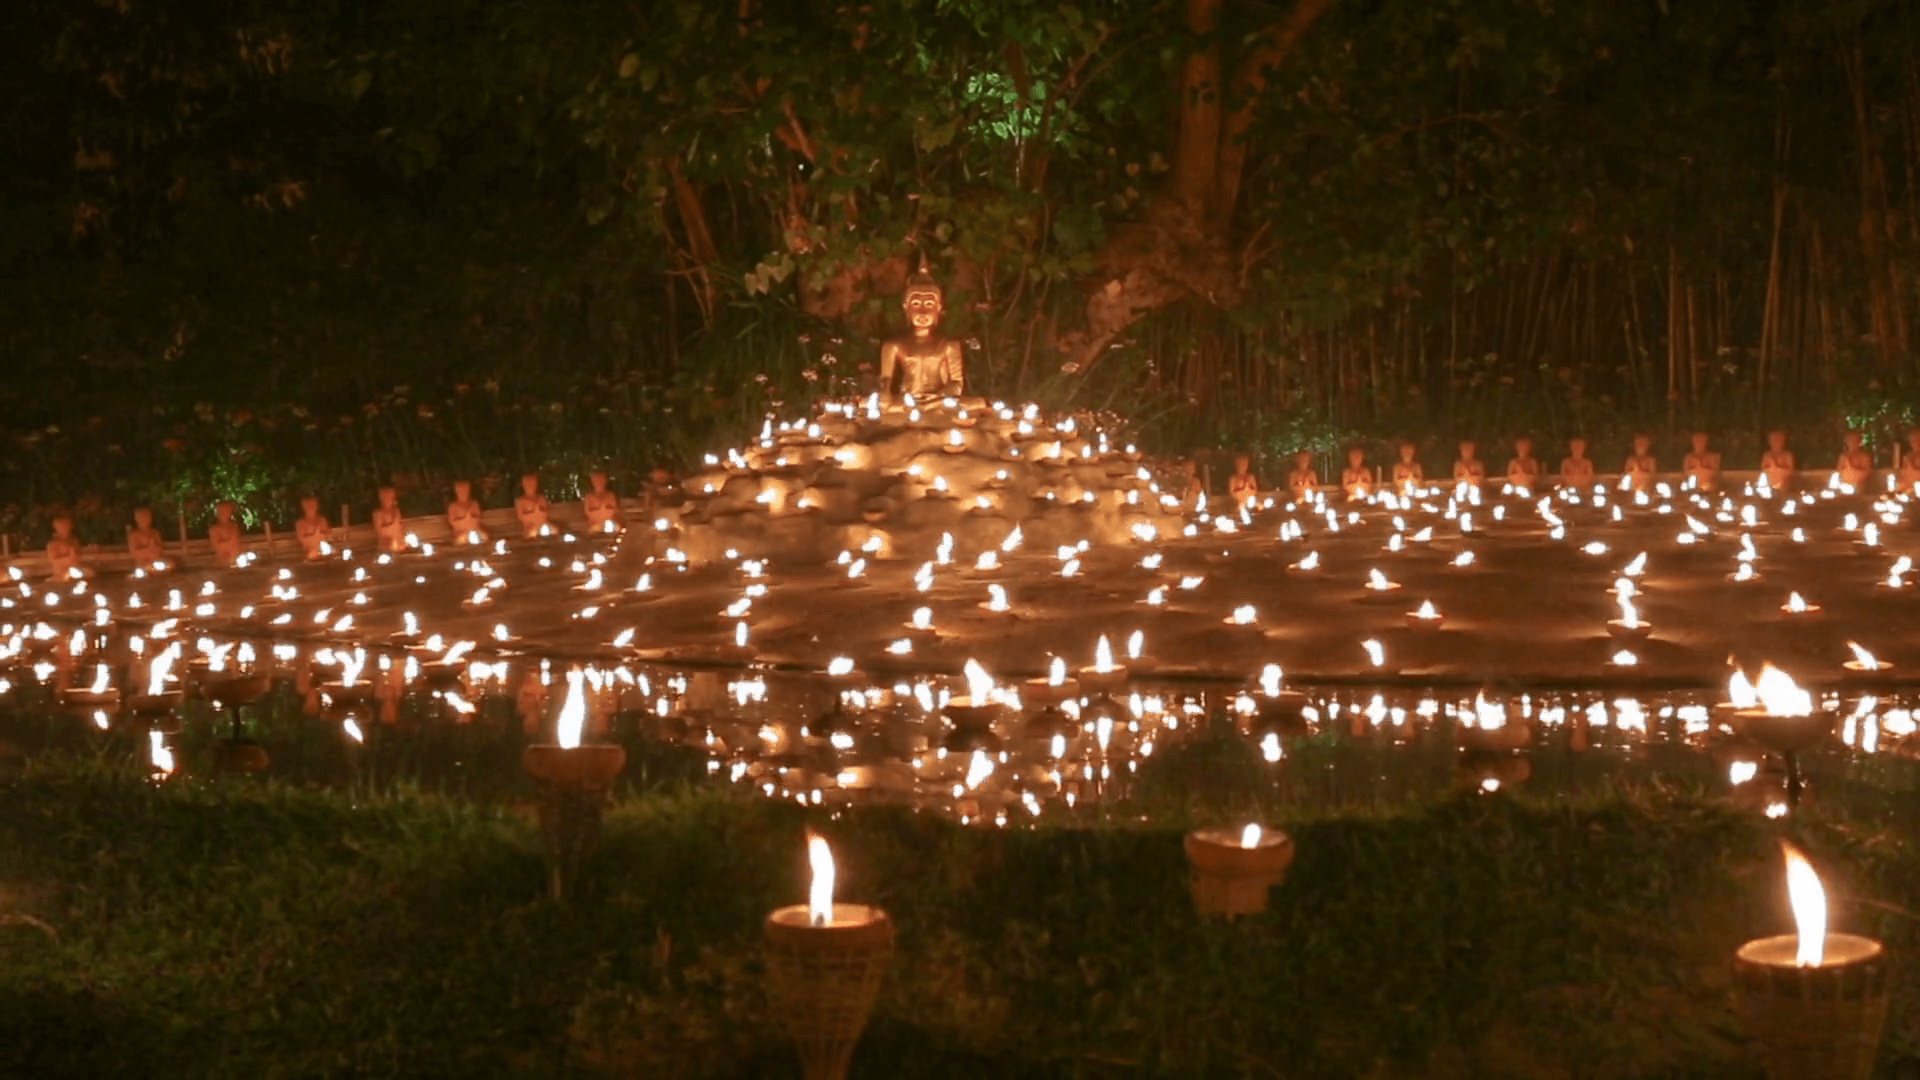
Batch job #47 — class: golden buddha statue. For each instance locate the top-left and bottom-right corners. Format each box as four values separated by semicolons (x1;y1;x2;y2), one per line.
878;266;964;400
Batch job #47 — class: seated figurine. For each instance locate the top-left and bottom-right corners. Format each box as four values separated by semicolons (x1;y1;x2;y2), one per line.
643;467;684;515
46;515;83;581
294;496;331;561
1178;460;1205;510
1684;432;1721;491
1760;430;1796;491
1622;435;1657;492
1341;447;1372;500
1836;431;1874;490
372;487;407;552
1505;437;1542;491
208;500;246;567
448;480;487;543
583;471;622;533
1899;429;1920;494
1391;441;1423;494
515;473;552;538
127;507;167;571
1560;437;1595;486
1286;450;1319;502
1226;454;1259;509
1452;440;1487;489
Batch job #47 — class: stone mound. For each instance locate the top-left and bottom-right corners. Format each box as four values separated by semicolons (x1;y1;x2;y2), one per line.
670;397;1185;564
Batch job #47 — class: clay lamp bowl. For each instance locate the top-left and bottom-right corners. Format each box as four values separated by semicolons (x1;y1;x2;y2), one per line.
1726;709;1836;755
523;742;628;787
203;672;272;711
127;689;186;730
942;699;1006;753
57;685;122;718
1184;825;1296;918
1404;605;1445;631
1077;662;1129;696
1358;574;1403;603
1606;619;1653;644
1247;691;1311;737
1022;676;1081;709
1020;705;1076;742
1778;595;1823;619
1841;660;1894;679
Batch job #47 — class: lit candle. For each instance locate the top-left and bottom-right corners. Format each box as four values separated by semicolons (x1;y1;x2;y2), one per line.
763;832;894;1079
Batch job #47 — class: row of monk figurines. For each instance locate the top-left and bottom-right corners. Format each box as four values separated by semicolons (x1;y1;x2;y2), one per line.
39;469;686;579
1196;428;1920;506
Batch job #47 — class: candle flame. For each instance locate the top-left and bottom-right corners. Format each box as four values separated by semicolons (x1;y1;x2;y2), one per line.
1847;642;1881;670
556;667;588;749
1785;591;1810;613
1753;663;1813;716
1415;600;1439;619
1782;841;1826;967
1239;823;1263;849
147;730;174;776
1259;664;1283;697
962;658;995;703
1367;568;1390;590
88;663;110;695
1727;668;1758;709
1361;639;1385;667
146;645;177;697
1048;656;1066;686
1229;604;1257;625
807;830;835;927
1127;630;1144;659
1093;635;1115;673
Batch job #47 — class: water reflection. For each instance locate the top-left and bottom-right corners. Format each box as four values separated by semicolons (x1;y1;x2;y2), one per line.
3;616;1917;823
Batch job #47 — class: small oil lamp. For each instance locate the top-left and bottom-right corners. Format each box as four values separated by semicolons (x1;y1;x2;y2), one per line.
1183;822;1296;918
1733;842;1888;1080
943;659;1005;752
1780;591;1822;617
1842;642;1891;676
1077;634;1128;694
1360;567;1401;600
522;667;627;898
1405;599;1443;629
1607;596;1652;643
1726;664;1833;806
764;832;893;1080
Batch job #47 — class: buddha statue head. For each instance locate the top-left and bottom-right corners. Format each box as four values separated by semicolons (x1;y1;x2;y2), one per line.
902;265;944;335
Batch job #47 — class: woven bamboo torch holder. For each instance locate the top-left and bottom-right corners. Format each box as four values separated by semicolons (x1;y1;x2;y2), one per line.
1734;934;1888;1080
764;904;895;1080
1184;827;1296;918
522;744;626;898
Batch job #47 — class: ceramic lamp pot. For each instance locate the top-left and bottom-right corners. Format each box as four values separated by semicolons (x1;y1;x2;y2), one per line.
764;904;895;1080
1076;666;1129;695
523;744;628;898
1606;620;1653;643
1022;678;1080;708
1183;827;1296;918
1733;934;1888;1080
127;690;184;723
1728;710;1835;755
1404;611;1445;630
942;701;1005;753
204;673;271;709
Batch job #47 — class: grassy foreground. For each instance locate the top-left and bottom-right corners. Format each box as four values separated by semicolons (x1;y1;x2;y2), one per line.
1;761;1917;1079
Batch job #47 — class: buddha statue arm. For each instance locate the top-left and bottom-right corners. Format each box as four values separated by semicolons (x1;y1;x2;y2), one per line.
941;340;965;395
878;341;902;395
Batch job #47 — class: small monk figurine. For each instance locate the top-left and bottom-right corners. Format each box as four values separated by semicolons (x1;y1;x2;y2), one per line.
877;265;964;400
294;496;331;561
515;473;552;538
1452;440;1487;489
1836;430;1874;490
447;480;486;543
1391;441;1423;493
1505;437;1542;491
1622;434;1657;492
1227;454;1259;508
1341;447;1373;500
208;500;246;566
372;486;406;552
1760;430;1796;490
583;470;622;533
1560;437;1595;486
46;515;83;581
1899;429;1920;494
1683;432;1721;491
643;467;684;514
1178;460;1205;509
1286;450;1319;501
126;507;167;571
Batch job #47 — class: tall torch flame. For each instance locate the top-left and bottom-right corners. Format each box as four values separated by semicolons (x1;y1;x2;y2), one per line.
807;830;835;927
1782;841;1826;966
555;667;588;749
1753;664;1813;716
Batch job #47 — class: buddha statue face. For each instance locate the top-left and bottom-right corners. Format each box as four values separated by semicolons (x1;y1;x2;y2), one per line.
1233;454;1250;473
1844;431;1864;452
216;501;236;522
1632;435;1650;456
1569;437;1587;457
1768;430;1787;451
521;473;540;497
454;480;472;502
1514;437;1532;458
1293;451;1313;470
1691;432;1709;453
133;507;153;530
1458;440;1475;460
301;496;320;517
590;470;609;493
903;282;943;334
1399;442;1416;462
1348;448;1365;467
378;487;397;509
1908;429;1920;453
52;516;73;539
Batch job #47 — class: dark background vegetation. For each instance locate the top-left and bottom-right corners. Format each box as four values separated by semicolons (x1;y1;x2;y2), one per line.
3;0;1920;539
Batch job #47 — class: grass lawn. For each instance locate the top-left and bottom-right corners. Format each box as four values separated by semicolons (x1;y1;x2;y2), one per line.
2;758;1916;1078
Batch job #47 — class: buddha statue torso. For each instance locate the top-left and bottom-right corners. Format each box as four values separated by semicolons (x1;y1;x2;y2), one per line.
879;269;965;400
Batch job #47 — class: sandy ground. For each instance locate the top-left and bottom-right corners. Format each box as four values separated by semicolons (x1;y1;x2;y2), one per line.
10;473;1914;694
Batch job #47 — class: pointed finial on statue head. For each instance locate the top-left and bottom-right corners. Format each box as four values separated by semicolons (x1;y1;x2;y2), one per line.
904;252;942;304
